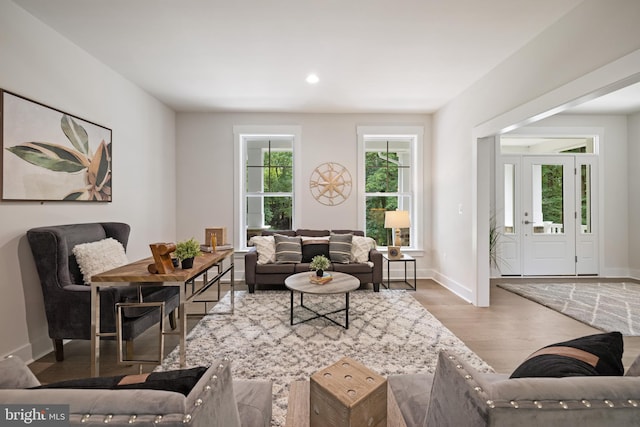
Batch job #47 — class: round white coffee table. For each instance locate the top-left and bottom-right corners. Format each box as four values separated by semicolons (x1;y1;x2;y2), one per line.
285;271;360;329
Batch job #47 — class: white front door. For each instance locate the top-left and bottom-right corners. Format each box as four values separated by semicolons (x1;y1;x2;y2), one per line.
497;153;599;276
522;156;576;275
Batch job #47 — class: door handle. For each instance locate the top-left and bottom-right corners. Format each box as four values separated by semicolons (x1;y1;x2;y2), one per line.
523;220;531;225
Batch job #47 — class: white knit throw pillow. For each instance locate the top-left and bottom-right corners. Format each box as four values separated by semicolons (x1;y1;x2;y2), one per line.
248;235;276;264
351;235;376;263
72;238;128;285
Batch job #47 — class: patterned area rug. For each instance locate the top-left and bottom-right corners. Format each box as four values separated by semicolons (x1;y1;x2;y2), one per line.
158;290;492;426
498;282;640;336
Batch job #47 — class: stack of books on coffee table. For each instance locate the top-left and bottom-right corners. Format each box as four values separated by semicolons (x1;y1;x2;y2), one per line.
309;273;333;285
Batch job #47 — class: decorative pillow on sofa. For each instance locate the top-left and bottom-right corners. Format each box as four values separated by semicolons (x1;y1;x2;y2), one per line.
351;235;376;263
32;367;208;397
274;234;302;263
510;331;624;378
329;233;353;264
72;238;128;285
301;236;330;263
249;235;276;264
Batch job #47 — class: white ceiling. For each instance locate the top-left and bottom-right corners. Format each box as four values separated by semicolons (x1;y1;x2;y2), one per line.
14;0;586;113
563;81;640;115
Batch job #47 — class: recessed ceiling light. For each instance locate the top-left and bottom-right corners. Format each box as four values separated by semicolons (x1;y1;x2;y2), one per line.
306;74;319;84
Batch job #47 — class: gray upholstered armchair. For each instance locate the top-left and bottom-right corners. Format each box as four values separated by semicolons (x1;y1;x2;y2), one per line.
26;222;180;361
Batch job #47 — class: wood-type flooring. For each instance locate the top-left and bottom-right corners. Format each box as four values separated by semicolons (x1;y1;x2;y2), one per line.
28;280;640;383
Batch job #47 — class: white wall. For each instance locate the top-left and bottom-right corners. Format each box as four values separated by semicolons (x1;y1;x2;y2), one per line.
0;2;177;361
175;112;432;278
434;0;640;305
629;112;640;276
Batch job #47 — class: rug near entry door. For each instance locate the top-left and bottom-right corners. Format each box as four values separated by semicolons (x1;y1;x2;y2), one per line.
498;282;640;336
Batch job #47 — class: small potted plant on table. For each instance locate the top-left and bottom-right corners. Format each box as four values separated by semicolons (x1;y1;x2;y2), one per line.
175;238;202;269
309;254;331;277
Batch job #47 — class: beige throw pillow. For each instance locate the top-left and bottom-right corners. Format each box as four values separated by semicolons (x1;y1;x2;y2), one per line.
248;235;276;264
351;235;376;263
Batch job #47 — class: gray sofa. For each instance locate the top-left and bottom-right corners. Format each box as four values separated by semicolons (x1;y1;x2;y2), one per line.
388;349;640;427
0;355;272;427
244;229;383;293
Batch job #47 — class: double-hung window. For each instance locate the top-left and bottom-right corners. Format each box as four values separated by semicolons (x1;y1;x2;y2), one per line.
357;126;422;249
235;126;301;249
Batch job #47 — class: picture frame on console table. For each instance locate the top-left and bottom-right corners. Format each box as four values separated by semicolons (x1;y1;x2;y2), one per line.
1;90;112;202
205;227;227;246
387;246;402;259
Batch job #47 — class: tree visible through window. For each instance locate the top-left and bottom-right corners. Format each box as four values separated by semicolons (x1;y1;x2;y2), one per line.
364;139;412;247
541;164;563;225
244;138;293;245
262;151;292;230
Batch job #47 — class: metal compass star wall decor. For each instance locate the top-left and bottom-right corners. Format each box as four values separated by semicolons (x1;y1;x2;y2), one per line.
309;162;352;206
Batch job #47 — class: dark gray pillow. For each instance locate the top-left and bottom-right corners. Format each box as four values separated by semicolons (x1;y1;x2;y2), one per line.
32;367;207;396
301;237;330;263
274;234;302;263
329;233;352;264
510;331;624;379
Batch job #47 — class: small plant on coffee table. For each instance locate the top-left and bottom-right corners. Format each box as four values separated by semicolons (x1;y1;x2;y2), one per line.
175;238;202;269
310;255;331;277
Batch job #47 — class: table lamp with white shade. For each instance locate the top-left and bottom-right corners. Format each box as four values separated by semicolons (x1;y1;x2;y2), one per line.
384;210;410;259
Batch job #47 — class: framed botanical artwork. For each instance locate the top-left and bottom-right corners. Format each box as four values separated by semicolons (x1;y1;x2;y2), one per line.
1;90;112;201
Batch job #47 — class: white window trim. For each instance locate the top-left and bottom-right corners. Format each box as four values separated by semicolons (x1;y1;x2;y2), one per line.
233;125;302;251
356;125;424;251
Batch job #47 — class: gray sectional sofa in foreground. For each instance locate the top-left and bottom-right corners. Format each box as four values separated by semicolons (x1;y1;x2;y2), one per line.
0;356;272;427
389;342;640;426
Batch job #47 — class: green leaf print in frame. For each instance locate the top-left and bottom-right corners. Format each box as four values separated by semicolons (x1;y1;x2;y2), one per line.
1;90;112;201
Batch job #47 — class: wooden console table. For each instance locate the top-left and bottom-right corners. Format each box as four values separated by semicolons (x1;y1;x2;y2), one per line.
285;381;406;427
90;249;234;376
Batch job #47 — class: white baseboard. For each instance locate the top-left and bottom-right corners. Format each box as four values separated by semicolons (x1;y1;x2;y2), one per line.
628;269;640;281
2;342;35;365
29;335;56;362
600;268;633;278
430;270;473;303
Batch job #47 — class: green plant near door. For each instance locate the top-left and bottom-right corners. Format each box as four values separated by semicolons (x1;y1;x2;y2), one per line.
490;214;499;269
490;211;510;272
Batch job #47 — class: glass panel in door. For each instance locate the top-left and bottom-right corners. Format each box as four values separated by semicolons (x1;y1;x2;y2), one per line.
532;164;565;235
580;164;592;234
576;158;598;274
496;160;521;275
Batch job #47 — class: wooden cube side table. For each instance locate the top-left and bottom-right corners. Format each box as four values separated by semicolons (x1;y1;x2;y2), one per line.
309;357;387;427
